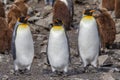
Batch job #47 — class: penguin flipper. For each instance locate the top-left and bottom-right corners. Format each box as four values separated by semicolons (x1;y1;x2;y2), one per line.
66;32;71;64
46;37;50;65
11;38;16;60
11;21;21;60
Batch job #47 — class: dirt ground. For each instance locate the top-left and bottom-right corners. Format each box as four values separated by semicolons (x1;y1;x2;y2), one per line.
0;0;120;80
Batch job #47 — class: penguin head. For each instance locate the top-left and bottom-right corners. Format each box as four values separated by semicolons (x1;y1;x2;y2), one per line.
53;19;63;26
50;19;64;30
83;9;95;16
18;16;30;23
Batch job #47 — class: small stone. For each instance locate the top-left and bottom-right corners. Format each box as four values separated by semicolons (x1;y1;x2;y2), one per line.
35;13;53;28
115;34;120;44
0;55;3;62
40;45;47;53
100;73;115;80
98;55;108;66
44;5;52;11
10;69;14;74
50;77;53;80
68;77;89;80
43;40;48;44
115;19;120;34
43;63;48;69
70;48;78;56
112;50;120;61
37;34;46;41
38;63;42;67
72;78;85;80
28;16;40;22
2;75;9;80
109;68;120;73
33;0;39;3
6;60;9;62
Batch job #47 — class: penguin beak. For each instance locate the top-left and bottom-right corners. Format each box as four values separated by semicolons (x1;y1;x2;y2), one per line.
90;10;95;13
25;16;30;20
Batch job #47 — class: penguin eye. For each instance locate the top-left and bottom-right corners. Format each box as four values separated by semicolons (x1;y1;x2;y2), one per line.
57;19;63;25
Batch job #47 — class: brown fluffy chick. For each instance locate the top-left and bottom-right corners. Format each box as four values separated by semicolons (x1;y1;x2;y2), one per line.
0;2;11;53
6;1;28;52
14;0;28;3
7;1;28;30
53;0;74;30
0;1;5;18
115;0;120;18
94;8;116;49
102;0;115;11
0;17;12;53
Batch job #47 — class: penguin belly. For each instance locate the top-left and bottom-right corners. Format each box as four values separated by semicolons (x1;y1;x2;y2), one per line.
48;30;69;70
78;18;100;66
15;27;34;69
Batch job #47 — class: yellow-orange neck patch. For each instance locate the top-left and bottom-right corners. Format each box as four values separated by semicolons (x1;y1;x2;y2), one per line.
52;26;64;31
83;16;94;20
19;24;28;29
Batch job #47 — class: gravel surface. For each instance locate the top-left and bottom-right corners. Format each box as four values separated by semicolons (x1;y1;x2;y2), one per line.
0;0;120;80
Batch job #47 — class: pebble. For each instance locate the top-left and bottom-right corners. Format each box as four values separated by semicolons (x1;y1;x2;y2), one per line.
40;45;47;53
0;55;3;63
2;75;9;80
10;69;14;74
100;73;115;80
98;55;108;66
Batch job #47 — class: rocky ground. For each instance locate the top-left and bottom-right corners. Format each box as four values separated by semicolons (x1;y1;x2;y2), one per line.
0;0;120;80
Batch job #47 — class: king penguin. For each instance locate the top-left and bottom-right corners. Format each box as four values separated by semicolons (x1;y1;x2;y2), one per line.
47;19;70;76
78;9;100;72
11;16;34;74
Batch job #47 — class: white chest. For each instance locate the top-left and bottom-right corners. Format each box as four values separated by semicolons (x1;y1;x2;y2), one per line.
15;27;34;64
47;30;69;68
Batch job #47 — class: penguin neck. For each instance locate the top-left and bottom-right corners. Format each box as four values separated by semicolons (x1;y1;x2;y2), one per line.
82;15;94;20
52;26;64;31
19;23;28;29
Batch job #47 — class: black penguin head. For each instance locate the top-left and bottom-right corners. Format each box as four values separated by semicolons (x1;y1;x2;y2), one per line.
83;9;95;16
18;16;29;23
49;19;63;29
53;19;63;26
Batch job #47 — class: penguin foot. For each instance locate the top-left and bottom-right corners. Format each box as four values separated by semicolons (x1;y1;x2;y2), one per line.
14;69;31;75
63;72;68;77
24;69;31;76
50;71;58;77
50;71;59;77
91;67;98;73
19;69;25;74
83;67;89;73
14;70;20;76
